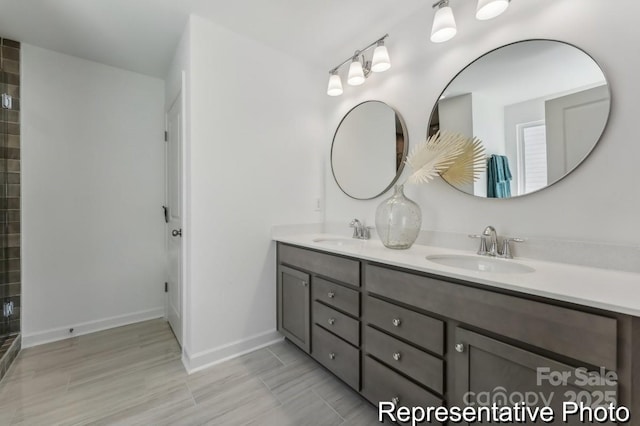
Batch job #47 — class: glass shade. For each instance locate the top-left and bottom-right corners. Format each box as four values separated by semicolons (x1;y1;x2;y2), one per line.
347;59;365;86
371;44;391;73
431;5;457;43
327;73;343;96
476;0;510;20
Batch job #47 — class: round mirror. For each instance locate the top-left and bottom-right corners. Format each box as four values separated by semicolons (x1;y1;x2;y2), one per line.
331;101;408;199
428;40;611;198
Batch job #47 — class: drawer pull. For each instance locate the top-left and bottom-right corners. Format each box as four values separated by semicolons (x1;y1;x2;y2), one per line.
302;281;308;287
455;343;465;353
329;352;336;360
328;291;335;299
392;396;400;406
392;352;401;361
392;318;402;327
328;318;336;326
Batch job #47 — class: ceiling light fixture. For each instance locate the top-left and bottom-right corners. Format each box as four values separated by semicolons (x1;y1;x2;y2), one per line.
430;0;512;43
326;34;390;96
431;0;457;43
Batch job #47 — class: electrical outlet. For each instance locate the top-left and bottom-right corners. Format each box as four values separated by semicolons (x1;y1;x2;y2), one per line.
3;301;14;317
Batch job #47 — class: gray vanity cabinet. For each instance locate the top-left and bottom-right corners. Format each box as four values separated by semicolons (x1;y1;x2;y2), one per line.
454;327;617;425
277;265;311;353
276;243;638;420
277;243;361;385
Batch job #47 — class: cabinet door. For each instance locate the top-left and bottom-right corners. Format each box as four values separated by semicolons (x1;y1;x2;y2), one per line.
277;265;311;353
453;328;617;425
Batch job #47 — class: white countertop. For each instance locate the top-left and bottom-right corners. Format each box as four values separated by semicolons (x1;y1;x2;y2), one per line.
274;233;640;317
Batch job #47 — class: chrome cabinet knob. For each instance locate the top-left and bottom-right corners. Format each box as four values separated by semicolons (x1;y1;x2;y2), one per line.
455;343;465;353
327;291;335;299
392;397;400;406
329;352;336;360
302;281;308;287
171;229;182;237
328;318;335;326
392;318;401;327
393;352;401;361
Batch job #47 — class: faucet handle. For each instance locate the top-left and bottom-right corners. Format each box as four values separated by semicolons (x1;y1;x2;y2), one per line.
362;226;372;240
349;219;360;238
469;234;488;255
500;238;524;259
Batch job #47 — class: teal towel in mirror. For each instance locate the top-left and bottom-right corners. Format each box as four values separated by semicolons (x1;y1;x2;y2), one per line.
487;155;512;198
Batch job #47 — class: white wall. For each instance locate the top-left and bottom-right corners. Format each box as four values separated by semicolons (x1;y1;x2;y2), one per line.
178;15;325;370
22;44;166;346
324;0;640;246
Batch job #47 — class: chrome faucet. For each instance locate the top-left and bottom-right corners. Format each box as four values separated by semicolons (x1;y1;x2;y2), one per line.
483;226;499;256
349;219;371;240
469;226;524;259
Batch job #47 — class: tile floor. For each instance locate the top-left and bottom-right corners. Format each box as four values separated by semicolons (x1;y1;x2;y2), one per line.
0;320;378;425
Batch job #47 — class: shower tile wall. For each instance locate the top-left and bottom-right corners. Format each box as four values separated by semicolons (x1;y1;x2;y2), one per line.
0;38;20;342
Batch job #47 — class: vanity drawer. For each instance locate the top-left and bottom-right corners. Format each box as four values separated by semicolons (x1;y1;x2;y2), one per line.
279;244;359;287
366;296;444;356
362;356;443;417
313;301;359;346
312;325;359;390
364;326;443;395
366;264;618;370
313;278;360;317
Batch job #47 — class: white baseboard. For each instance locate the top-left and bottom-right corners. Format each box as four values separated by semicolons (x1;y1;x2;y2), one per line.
183;329;283;374
21;307;165;348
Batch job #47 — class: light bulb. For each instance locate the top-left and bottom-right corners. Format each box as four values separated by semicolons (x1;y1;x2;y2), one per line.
327;71;343;96
431;2;457;43
371;42;391;73
476;0;510;20
347;58;365;86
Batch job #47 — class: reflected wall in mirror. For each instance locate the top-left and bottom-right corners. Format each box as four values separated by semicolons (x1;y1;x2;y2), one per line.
331;101;408;199
428;40;611;199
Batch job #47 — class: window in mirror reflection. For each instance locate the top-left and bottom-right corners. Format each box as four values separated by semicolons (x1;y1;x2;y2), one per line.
429;40;610;199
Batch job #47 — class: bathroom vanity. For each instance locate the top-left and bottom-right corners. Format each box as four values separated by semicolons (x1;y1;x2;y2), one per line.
275;237;640;423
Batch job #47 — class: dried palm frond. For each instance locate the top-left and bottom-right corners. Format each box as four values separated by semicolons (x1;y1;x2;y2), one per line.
404;131;466;184
441;136;486;185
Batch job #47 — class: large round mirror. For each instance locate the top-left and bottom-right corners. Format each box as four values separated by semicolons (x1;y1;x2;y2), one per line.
331;101;408;199
428;40;611;198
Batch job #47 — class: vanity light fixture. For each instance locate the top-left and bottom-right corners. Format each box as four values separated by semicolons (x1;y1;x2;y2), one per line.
326;34;390;96
431;0;457;43
347;57;366;86
430;0;511;43
327;70;343;96
476;0;510;20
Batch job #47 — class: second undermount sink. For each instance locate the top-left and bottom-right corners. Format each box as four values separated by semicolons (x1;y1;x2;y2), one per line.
426;254;535;274
312;237;364;248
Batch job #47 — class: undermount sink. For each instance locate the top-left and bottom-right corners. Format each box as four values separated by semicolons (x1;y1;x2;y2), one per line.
426;254;535;274
312;237;364;247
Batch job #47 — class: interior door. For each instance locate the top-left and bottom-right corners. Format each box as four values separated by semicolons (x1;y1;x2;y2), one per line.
545;85;610;184
166;94;183;346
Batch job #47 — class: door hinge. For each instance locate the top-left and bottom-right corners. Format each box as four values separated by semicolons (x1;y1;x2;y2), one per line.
164;131;168;142
165;282;168;293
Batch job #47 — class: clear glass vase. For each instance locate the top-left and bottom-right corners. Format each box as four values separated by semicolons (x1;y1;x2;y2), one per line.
375;184;422;250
